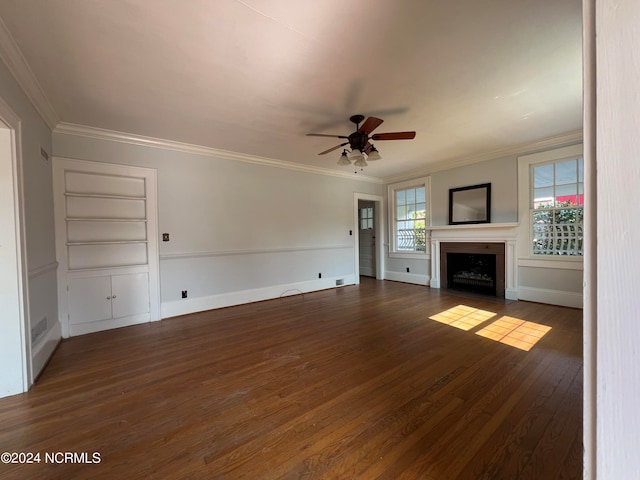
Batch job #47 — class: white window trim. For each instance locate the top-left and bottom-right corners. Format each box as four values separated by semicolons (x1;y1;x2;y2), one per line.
517;144;584;269
387;177;430;258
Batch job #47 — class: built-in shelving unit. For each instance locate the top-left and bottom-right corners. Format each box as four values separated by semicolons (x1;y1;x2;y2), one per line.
53;159;160;337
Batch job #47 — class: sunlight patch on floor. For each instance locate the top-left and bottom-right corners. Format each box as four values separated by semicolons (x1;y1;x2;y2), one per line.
429;305;497;331
475;316;552;351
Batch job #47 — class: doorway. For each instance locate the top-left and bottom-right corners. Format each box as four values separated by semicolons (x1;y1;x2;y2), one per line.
0;100;30;396
353;193;384;283
358;200;376;277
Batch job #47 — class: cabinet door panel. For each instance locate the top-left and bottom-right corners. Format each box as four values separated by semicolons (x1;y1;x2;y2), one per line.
111;273;150;319
68;276;112;325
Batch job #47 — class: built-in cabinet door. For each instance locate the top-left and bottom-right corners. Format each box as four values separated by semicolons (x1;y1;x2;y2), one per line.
68;273;150;327
111;273;149;319
68;276;112;325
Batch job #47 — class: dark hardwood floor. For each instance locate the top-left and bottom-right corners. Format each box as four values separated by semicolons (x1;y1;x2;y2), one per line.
0;278;583;479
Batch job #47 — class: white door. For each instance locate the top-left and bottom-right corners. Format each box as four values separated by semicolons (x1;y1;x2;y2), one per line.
54;158;160;337
358;201;376;277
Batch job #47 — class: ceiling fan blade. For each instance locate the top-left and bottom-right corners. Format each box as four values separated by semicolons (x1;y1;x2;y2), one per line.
306;133;349;139
318;142;348;155
371;131;416;141
358;117;384;134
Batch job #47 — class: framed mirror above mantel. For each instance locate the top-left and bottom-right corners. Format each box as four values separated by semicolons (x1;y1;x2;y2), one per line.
449;183;491;225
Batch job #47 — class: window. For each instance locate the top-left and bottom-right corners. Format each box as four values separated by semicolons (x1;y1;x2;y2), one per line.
359;207;373;230
388;178;429;255
531;158;584;255
518;144;584;261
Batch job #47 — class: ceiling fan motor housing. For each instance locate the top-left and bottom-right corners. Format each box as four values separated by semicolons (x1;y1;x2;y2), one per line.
348;132;369;152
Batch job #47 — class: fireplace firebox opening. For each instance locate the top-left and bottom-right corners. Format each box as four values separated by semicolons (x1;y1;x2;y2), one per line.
447;253;496;296
439;242;506;298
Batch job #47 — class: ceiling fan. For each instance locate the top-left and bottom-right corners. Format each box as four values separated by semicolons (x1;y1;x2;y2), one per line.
306;114;416;167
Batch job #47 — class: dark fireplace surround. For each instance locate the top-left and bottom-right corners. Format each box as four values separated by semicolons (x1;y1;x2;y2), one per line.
440;242;506;297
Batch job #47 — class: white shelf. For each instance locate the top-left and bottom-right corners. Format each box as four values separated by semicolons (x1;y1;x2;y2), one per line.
65;218;147;222
65;192;146;200
67;240;148;246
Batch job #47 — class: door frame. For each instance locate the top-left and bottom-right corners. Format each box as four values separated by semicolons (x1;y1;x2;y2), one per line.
0;95;31;395
53;157;161;337
353;193;385;283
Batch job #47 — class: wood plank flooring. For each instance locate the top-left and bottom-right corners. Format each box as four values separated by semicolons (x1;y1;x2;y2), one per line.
0;278;583;479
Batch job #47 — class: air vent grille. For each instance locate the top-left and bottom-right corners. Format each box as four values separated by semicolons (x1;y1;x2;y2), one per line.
31;316;48;345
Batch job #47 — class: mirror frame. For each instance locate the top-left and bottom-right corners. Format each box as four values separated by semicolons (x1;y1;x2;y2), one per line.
448;183;491;225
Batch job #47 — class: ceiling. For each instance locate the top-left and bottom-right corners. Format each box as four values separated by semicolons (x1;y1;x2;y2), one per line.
0;0;583;181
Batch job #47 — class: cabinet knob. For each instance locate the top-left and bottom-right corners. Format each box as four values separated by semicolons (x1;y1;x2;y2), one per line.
112;295;117;299
107;296;112;300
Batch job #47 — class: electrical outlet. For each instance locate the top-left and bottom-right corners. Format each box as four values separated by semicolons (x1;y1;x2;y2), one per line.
181;290;187;298
318;273;322;278
406;267;410;273
162;233;170;242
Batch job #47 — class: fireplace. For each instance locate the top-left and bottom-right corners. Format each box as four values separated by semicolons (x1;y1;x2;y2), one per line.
440;242;505;297
447;252;496;295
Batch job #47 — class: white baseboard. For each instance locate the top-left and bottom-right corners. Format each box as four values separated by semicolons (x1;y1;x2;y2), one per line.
505;288;518;301
161;275;357;319
32;321;62;378
518;286;583;309
384;271;430;286
69;313;150;337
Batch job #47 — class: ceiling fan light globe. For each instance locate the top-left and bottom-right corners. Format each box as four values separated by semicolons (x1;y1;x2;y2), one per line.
367;150;382;161
354;157;368;167
337;152;351;165
349;150;364;161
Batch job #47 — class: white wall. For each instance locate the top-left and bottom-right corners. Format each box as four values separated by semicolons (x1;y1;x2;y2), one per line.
430;155;518;226
52;131;383;317
384;155;518;283
384;148;584;305
595;0;640;477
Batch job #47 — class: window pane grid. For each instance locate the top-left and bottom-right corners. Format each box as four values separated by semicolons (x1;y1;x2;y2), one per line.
393;185;427;253
359;207;374;230
531;157;583;257
531;207;583;255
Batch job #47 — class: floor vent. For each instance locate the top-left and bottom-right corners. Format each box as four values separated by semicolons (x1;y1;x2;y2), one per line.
336;279;344;286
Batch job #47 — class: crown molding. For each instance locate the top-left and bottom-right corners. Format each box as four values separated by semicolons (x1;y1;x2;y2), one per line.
382;130;584;184
0;17;59;130
53;122;383;184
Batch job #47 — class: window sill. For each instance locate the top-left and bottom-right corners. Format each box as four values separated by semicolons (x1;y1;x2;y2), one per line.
389;252;430;260
518;257;584;270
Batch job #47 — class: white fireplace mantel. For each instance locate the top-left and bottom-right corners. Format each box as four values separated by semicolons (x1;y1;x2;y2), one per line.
429;222;519;300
